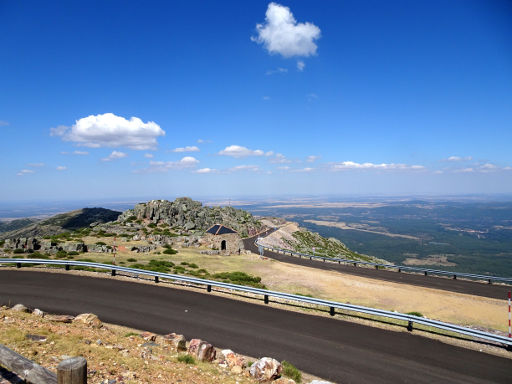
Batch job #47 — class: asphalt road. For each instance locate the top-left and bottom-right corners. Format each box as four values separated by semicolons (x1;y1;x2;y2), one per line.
1;271;510;383
243;233;511;300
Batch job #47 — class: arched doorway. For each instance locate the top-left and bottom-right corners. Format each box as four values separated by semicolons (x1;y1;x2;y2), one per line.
221;240;227;251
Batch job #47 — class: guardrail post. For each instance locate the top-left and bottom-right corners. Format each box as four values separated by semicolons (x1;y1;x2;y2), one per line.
424;271;428;276
154;276;159;283
488;279;492;285
16;263;21;269
329;307;335;316
57;356;87;384
453;274;457;280
207;285;212;292
398;268;401;272
353;262;357;267
375;265;378;270
65;264;70;271
264;295;269;304
407;321;413;332
309;257;312;260
111;269;116;276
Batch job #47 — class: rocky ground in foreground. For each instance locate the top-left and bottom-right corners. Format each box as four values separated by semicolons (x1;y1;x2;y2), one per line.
0;304;330;384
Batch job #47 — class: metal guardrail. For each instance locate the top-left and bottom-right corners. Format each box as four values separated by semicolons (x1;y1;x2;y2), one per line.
255;241;512;284
1;258;512;349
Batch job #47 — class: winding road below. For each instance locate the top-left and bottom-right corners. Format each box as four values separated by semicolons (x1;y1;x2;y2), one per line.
243;233;511;300
1;270;511;383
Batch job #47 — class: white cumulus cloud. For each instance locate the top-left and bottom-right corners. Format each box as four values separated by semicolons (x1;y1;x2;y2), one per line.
306;155;319;163
297;60;305;71
446;156;472;162
269;153;291;164
331;161;425;171
102;151;128;162
229;165;260;172
219;145;265;158
137;157;199;173
195;168;217;174
56;165;67;171
17;169;34;176
173;146;200;153
252;3;321;58
73;150;89;155
51;113;165;150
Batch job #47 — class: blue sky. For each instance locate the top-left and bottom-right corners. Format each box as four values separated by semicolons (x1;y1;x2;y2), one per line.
1;0;511;201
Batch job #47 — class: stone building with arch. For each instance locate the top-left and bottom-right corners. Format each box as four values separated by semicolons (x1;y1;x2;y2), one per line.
204;224;243;255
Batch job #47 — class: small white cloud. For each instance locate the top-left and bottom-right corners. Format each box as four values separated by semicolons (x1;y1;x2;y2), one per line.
504;166;512;171
73;150;89;155
297;60;305;71
331;161;425;171
277;166;291;171
195;168;217;174
137;156;199;173
307;93;318;101
102;150;128;162
269;153;291;164
262;96;271;101
27;162;45;167
266;67;288;75
56;165;67;171
144;153;154;158
173;146;200;153
17;169;34;176
306;155;319;163
50;125;68;137
446;156;472;162
0;120;9;127
252;3;321;58
51;113;165;150
219;145;265;158
454;167;474;173
229;165;260;172
294;167;314;172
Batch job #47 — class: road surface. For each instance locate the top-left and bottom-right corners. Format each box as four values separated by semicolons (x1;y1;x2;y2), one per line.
243;233;510;300
0;270;510;383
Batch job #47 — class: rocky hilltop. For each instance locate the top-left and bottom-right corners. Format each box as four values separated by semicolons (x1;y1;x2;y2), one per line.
119;198;264;237
0;208;121;240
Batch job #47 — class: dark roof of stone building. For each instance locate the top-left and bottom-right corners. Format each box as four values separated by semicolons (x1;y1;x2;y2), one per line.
206;224;237;235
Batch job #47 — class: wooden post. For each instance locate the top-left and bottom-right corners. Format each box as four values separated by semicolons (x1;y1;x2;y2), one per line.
57;357;87;384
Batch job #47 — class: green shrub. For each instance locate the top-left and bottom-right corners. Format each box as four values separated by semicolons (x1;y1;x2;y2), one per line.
95;241;107;246
173;266;186;274
127;258;137;262
212;271;265;288
148;223;157;228
0;240;5;247
406;311;424;317
124;332;138;337
68;251;79;256
177;354;195;364
187;263;198;269
13;249;24;254
163;248;177;255
282;361;302;383
55;250;68;259
180;261;189;266
31;252;50;259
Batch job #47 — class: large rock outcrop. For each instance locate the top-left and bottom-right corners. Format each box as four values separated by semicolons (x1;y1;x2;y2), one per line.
119;198;264;237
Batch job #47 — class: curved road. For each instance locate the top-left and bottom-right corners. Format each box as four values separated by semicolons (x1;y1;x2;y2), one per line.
244;233;511;300
1;270;510;383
